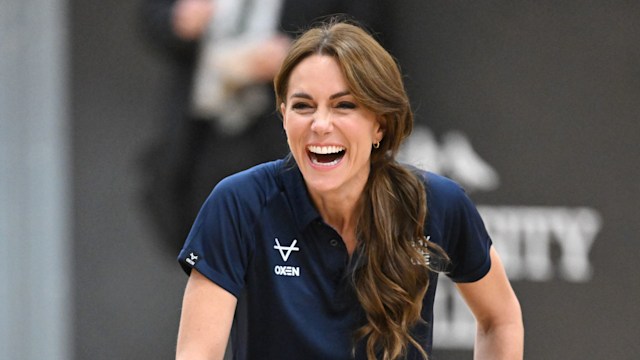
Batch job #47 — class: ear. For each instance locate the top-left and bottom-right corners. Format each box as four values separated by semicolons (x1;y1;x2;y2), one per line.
374;116;385;143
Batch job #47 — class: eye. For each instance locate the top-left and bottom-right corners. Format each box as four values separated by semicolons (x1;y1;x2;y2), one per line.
291;102;313;111
336;101;356;109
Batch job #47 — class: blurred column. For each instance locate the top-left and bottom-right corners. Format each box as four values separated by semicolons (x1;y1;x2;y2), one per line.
0;0;72;359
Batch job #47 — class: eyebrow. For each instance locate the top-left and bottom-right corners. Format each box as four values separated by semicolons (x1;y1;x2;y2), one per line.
289;90;351;101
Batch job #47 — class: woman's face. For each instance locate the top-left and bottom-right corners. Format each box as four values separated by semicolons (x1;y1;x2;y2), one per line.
281;54;383;198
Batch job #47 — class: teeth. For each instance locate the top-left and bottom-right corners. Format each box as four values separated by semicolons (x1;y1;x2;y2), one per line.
308;145;345;154
311;158;340;167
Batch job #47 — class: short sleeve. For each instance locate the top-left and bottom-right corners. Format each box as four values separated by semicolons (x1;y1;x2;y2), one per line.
424;173;493;283
177;175;257;298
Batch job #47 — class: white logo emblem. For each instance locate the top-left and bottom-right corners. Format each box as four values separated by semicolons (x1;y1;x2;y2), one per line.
273;238;299;262
185;252;199;266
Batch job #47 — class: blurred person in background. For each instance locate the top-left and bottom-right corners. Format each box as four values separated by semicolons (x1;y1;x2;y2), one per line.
137;0;386;256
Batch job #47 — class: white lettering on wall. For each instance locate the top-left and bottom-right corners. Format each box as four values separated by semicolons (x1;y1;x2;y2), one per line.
478;206;602;282
434;205;602;349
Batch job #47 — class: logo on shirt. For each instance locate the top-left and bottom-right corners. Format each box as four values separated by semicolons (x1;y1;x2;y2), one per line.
273;238;299;262
273;238;300;277
185;251;199;267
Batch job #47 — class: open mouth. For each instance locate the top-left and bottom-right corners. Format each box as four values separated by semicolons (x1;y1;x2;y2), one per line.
307;145;346;167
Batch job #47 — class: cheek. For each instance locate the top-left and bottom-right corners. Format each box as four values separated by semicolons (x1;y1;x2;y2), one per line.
283;113;303;143
360;119;382;143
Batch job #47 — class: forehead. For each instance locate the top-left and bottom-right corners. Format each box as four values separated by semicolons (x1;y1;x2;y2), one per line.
287;55;348;96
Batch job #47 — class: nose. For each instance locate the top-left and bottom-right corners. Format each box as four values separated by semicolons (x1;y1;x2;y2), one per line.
310;108;333;134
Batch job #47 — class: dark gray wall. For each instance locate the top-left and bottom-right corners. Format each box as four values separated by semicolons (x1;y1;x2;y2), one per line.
71;1;640;359
70;1;185;359
385;3;640;358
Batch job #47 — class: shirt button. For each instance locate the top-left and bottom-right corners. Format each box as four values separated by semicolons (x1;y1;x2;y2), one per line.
329;239;339;247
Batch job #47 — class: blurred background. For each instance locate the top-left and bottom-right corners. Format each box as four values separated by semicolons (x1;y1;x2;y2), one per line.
1;0;639;359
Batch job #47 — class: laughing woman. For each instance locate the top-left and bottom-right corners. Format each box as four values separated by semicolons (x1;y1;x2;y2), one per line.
175;20;524;360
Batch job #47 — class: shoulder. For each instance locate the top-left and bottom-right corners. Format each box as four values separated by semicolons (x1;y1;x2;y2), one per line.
212;160;284;200
408;166;468;210
201;160;286;220
407;167;492;282
408;166;483;233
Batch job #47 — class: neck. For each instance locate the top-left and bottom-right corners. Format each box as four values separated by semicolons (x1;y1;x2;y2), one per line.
310;190;361;255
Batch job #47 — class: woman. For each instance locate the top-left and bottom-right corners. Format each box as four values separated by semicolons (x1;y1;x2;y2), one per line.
176;21;523;360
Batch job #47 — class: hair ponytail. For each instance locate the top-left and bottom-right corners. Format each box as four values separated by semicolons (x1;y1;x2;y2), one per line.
353;157;439;360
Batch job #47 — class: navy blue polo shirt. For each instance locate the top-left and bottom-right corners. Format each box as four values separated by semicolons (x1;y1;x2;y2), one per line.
178;158;492;359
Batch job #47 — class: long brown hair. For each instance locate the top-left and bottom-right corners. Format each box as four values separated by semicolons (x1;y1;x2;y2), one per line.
274;20;447;360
